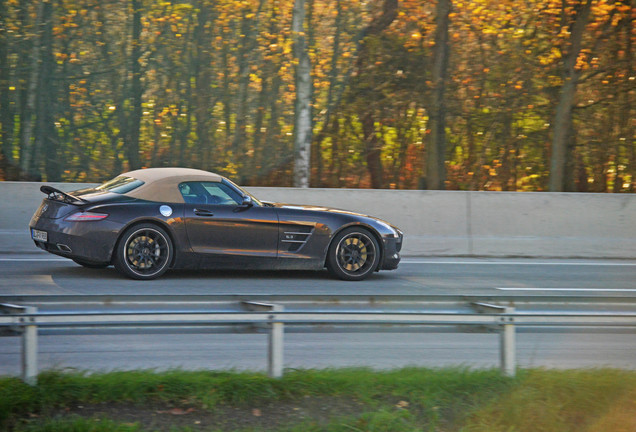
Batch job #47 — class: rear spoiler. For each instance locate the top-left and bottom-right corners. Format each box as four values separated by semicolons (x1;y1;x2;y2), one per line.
40;185;87;204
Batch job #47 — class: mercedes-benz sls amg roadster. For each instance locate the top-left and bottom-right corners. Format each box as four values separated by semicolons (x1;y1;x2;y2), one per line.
29;168;403;280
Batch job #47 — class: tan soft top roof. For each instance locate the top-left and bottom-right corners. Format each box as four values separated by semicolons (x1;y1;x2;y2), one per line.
122;167;223;203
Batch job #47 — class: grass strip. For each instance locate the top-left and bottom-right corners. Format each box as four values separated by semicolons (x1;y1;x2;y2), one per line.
2;368;635;432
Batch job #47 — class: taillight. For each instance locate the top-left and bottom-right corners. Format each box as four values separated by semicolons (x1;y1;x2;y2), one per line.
65;211;109;222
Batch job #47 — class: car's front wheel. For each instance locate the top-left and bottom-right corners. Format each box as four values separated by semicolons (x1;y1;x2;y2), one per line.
114;223;173;280
326;227;380;281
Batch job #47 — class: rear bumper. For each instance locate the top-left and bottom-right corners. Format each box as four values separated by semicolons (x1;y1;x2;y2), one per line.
29;218;120;264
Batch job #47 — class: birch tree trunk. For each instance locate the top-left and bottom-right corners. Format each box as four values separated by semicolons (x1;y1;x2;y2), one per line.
292;0;312;188
549;0;592;192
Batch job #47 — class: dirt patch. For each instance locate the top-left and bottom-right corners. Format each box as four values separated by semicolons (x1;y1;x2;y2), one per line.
57;396;369;431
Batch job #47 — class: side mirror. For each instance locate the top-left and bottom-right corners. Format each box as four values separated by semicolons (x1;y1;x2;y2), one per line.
240;196;253;208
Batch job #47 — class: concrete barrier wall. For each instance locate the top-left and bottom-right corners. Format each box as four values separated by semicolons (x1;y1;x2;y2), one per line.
2;181;635;258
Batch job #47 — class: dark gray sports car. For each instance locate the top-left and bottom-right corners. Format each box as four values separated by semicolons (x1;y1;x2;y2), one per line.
29;168;403;280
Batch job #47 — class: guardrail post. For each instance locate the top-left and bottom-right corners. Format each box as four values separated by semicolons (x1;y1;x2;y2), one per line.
500;306;516;377
472;302;516;377
22;306;38;385
242;301;284;378
1;303;38;385
268;305;284;379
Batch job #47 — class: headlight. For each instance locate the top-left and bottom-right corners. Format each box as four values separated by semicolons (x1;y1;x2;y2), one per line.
375;220;399;237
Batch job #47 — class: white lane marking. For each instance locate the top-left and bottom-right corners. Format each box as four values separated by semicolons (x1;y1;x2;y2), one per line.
401;259;636;266
497;287;636;292
3;258;636;266
0;258;68;261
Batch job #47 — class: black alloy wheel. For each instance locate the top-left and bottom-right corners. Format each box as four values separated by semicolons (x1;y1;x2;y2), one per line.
327;227;380;281
114;223;173;280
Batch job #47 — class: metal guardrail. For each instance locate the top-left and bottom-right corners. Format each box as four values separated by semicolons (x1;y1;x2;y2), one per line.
2;294;636;384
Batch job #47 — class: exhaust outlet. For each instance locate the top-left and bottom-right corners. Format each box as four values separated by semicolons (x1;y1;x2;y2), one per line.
56;244;72;253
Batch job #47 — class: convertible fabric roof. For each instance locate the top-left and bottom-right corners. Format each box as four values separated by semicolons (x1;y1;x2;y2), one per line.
122;167;223;203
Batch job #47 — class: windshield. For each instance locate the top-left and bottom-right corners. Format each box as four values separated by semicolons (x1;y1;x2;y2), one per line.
223;179;263;207
94;176;145;194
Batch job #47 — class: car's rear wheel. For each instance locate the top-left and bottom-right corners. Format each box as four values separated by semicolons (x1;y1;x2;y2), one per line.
114;223;173;280
72;258;109;269
326;227;380;281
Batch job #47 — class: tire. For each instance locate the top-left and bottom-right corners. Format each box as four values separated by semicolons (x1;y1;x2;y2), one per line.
326;227;380;281
73;258;109;269
114;223;173;280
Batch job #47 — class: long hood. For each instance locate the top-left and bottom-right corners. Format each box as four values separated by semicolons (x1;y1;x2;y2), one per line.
270;202;373;218
269;202;402;239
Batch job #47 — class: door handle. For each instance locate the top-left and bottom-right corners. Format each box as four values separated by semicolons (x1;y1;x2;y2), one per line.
194;209;214;217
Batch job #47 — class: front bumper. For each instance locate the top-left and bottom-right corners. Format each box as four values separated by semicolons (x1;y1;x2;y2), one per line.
380;231;403;270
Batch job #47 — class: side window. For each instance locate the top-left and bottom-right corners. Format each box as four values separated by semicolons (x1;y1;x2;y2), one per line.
179;182;204;204
201;182;242;205
179;182;242;205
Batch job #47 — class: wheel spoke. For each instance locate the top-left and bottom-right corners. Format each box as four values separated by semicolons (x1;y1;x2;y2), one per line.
336;232;376;276
125;229;169;275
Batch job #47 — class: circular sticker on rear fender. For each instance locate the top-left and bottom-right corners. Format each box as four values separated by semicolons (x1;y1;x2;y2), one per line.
159;205;173;217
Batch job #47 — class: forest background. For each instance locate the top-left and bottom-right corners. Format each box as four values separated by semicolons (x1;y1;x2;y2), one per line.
0;0;633;192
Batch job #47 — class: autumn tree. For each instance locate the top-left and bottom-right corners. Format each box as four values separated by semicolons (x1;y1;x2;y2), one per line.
0;0;11;179
548;0;593;191
0;0;633;192
425;0;452;190
292;0;312;187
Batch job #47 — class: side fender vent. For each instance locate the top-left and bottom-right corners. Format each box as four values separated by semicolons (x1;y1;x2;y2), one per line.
281;227;314;252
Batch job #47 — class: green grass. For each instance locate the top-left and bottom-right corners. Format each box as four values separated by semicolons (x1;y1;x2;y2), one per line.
13;418;143;432
2;368;636;432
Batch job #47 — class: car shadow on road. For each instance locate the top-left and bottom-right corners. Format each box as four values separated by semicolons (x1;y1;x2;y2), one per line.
165;268;335;281
48;261;394;284
54;264;338;281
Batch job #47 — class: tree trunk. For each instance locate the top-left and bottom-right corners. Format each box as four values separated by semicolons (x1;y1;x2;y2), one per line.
232;8;252;160
362;113;384;189
0;0;14;178
125;0;143;171
549;0;592;192
254;5;284;182
38;0;60;181
312;0;342;186
194;1;214;169
425;0;451;190
94;4;123;176
19;1;45;180
221;34;232;140
499;110;513;191
355;0;398;189
292;0;312;188
262;72;282;178
619;8;634;191
253;2;280;178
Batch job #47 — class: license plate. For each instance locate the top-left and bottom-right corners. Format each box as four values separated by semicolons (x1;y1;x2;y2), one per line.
31;229;48;242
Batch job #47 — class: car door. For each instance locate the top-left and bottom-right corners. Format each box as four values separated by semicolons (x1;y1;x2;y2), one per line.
181;181;279;258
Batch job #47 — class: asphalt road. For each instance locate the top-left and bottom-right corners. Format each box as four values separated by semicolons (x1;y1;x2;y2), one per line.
3;254;636;296
2;254;636;375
